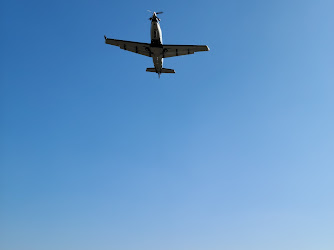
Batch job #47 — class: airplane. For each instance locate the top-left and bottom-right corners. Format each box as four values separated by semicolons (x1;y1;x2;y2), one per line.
104;11;210;77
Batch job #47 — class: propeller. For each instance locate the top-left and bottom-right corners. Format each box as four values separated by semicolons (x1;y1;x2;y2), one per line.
147;10;164;21
147;10;164;15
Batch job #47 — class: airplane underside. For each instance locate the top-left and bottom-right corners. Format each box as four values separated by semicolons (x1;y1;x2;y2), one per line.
104;11;209;77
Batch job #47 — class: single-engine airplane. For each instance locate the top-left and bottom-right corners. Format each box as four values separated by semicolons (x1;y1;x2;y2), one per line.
104;11;210;77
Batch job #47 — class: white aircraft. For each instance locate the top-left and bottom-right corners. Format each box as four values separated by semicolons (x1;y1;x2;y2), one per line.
104;11;210;77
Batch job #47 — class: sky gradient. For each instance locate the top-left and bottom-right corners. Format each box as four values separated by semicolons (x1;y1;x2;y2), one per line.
1;0;334;249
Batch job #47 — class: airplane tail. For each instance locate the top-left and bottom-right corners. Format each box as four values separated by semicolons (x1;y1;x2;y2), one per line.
146;68;175;73
161;68;175;73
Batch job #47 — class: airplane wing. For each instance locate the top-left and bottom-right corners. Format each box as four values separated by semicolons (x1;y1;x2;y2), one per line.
104;36;152;57
162;45;210;58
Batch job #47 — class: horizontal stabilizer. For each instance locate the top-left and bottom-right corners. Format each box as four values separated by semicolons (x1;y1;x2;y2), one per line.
161;68;175;73
146;68;156;72
146;68;175;73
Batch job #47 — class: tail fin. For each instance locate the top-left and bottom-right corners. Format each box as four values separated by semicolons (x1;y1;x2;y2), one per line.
146;68;175;73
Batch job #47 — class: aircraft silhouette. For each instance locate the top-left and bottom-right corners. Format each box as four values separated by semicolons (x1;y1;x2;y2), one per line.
104;12;210;77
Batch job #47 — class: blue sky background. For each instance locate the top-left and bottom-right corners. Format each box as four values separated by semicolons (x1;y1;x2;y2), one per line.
1;0;334;249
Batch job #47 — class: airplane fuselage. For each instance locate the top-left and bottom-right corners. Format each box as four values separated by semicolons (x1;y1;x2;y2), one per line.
150;16;164;74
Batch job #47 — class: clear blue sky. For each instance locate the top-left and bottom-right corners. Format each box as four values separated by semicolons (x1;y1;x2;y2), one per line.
1;0;334;249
